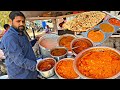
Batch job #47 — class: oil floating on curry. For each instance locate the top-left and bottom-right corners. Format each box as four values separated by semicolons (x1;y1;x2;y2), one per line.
72;38;93;55
38;59;55;71
75;47;120;79
51;48;67;56
100;23;114;33
108;18;120;27
87;29;104;42
55;58;79;79
58;35;76;51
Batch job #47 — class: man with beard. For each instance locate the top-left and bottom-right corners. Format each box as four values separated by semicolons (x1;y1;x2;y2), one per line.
0;11;38;79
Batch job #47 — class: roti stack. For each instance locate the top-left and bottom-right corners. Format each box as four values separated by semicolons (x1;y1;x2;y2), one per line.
62;11;106;32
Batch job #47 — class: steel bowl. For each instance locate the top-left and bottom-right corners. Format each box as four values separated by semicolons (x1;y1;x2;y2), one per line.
55;58;80;79
36;58;56;78
74;46;120;79
71;37;94;56
57;34;76;52
50;46;68;61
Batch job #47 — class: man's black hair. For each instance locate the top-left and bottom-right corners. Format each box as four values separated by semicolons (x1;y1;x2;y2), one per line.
63;17;66;20
9;11;26;21
3;24;10;29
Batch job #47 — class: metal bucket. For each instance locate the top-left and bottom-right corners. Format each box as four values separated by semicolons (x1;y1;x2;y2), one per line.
38;34;59;58
36;58;56;78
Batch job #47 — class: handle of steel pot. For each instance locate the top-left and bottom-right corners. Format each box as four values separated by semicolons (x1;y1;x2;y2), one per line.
46;49;50;52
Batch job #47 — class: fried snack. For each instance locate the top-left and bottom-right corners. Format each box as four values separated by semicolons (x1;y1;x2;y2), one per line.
63;11;106;32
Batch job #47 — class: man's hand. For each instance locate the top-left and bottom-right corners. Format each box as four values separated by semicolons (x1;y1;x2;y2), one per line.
35;36;40;41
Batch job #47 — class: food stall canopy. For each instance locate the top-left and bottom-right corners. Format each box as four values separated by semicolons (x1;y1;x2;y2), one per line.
21;11;72;18
21;11;88;21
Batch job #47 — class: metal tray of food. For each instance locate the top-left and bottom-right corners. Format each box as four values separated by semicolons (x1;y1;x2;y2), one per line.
81;11;120;46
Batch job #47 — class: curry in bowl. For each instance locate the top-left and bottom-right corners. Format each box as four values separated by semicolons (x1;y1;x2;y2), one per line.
55;58;79;79
37;58;56;71
50;47;67;56
74;47;120;79
87;29;104;43
58;34;76;51
71;38;93;55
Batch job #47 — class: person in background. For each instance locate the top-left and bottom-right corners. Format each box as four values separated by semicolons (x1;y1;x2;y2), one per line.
0;24;10;38
59;17;66;28
45;25;51;33
0;11;39;79
0;30;4;38
3;24;10;34
42;21;47;29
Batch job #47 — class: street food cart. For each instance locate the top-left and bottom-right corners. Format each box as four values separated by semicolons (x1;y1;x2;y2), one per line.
1;11;120;79
24;11;120;79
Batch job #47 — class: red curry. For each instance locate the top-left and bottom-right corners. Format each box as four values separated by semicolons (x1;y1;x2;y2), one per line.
38;59;55;71
109;18;120;26
72;39;93;54
56;59;79;79
76;50;120;79
51;48;67;56
59;36;75;51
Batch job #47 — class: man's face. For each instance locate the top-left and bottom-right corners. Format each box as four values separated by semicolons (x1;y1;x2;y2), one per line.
11;16;25;32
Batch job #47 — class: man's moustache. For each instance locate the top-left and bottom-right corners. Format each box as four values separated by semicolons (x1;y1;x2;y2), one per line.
19;26;25;28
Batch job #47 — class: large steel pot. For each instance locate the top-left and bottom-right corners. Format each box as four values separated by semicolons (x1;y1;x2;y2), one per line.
38;34;59;58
